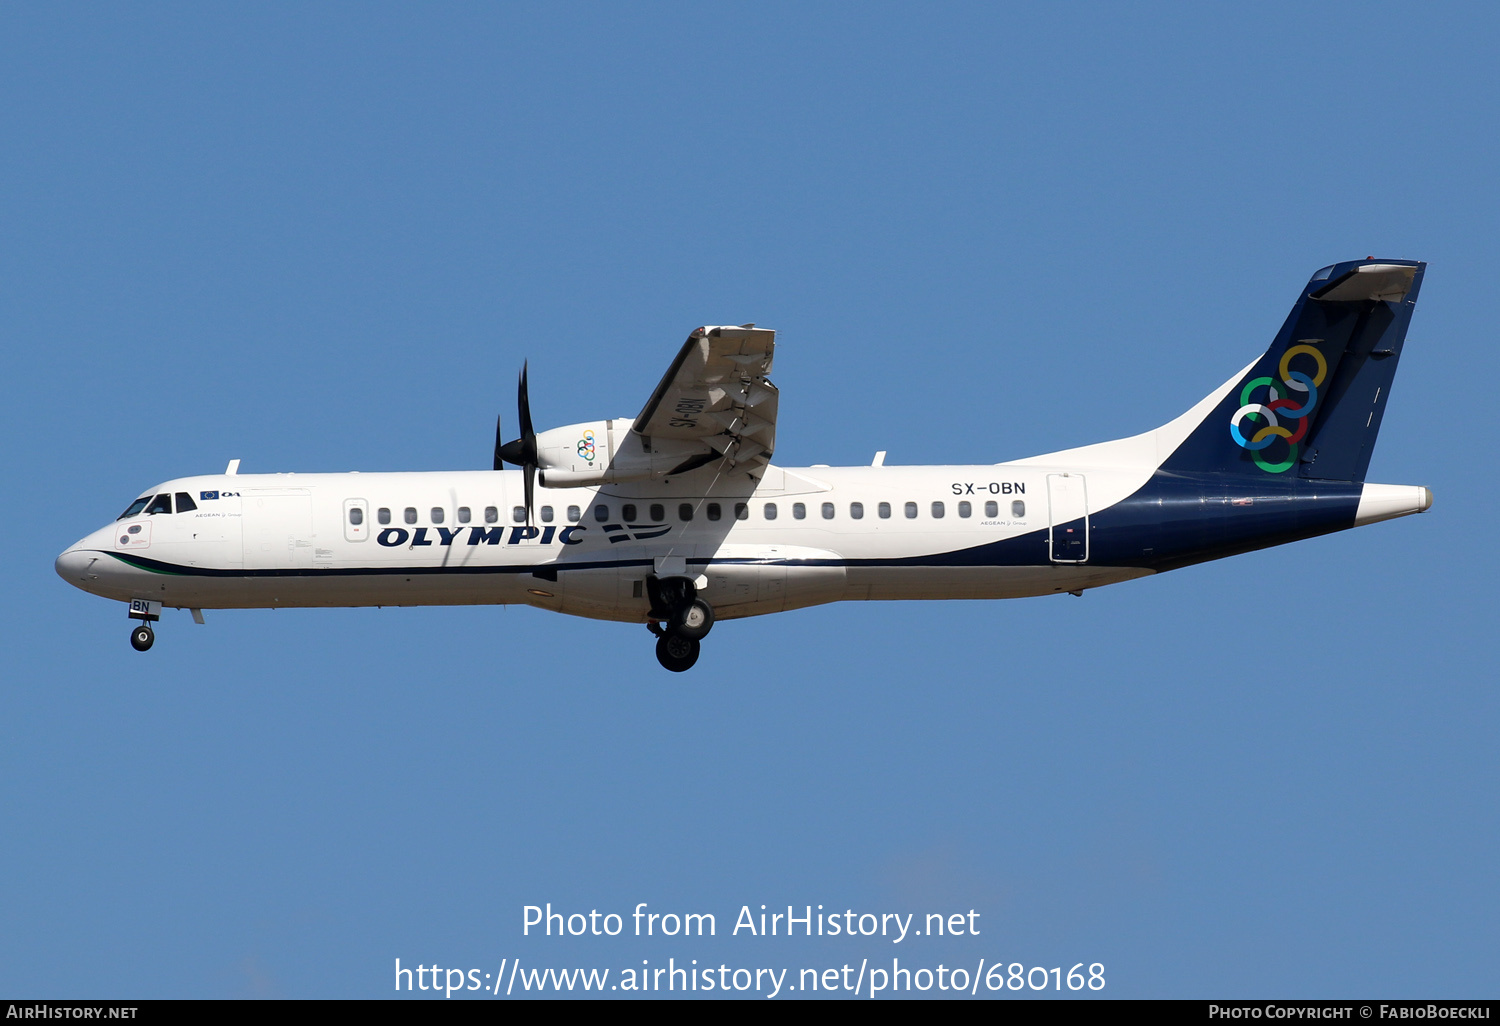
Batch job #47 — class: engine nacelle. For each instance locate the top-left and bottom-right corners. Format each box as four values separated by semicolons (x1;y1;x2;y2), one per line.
533;420;616;477
534;420;710;487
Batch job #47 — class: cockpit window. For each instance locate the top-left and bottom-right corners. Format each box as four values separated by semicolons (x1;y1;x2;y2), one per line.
145;494;173;515
174;492;198;513
118;497;152;520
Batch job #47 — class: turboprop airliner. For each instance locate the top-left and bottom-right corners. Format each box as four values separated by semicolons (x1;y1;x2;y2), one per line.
57;258;1432;671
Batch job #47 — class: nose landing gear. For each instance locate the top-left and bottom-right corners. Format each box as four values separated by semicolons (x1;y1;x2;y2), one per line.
645;576;714;672
126;598;161;652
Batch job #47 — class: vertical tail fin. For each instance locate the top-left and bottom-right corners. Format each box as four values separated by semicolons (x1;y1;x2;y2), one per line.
1157;259;1424;483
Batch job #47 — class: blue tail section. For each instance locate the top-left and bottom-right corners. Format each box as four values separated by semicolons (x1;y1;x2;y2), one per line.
1159;259;1424;483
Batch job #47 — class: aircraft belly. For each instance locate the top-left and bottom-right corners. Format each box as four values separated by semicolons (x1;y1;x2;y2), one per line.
847;564;1152;601
554;567;639;622
139;572;530;609
694;545;846;616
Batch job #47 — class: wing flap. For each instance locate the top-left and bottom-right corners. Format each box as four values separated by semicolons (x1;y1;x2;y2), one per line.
632;325;778;476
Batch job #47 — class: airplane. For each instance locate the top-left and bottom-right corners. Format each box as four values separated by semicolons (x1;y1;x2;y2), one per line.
56;258;1432;672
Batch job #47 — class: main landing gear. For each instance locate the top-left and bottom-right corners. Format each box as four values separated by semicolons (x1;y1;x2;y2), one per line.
646;576;715;672
130;624;155;651
654;630;699;672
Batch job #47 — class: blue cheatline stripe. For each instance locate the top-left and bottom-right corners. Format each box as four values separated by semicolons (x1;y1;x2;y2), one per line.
100;538;1056;581
105;551;658;578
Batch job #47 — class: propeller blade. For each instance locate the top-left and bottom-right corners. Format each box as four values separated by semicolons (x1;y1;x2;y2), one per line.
517;361;534;444
492;362;540;525
494;362;540;468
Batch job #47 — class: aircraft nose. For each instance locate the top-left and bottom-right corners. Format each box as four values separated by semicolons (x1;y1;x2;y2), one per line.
56;545;95;585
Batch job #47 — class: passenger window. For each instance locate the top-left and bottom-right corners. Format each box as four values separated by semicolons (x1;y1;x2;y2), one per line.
512;506;527;523
146;494;172;515
958;501;971;518
175;492;198;513
931;501;945;518
650;504;665;521
118;496;152;520
594;504;609;522
484;506;498;524
822;502;835;520
734;503;748;520
540;506;554;523
567;506;581;523
431;507;445;524
849;502;863;519
349;507;364;526
764;502;778;520
878;502;891;519
706;503;721;521
904;501;917;519
678;503;693;522
1012;500;1026;517
404;507;418;525
792;503;806;520
985;500;998;518
622;504;637;521
378;508;391;525
457;507;471;524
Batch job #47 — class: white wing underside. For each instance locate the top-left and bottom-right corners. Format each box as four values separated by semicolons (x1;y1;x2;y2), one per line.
631;325;778;478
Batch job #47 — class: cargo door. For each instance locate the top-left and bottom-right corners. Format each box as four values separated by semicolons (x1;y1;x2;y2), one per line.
244;490;314;570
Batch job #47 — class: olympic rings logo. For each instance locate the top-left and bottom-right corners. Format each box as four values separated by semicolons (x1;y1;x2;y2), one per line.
577;430;597;463
1228;344;1327;473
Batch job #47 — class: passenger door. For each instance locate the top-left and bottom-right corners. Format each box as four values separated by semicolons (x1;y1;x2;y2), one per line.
1047;473;1089;563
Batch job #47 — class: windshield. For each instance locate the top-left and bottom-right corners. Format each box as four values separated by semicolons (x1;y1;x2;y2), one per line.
117;496;152;520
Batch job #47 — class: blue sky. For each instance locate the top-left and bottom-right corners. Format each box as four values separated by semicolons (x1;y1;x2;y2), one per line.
2;3;1495;998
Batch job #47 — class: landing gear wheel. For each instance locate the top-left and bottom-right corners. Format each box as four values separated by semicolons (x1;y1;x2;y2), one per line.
670;598;715;641
655;632;700;672
130;624;155;652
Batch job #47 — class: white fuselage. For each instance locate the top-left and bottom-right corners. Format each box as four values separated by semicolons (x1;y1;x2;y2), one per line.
57;462;1157;624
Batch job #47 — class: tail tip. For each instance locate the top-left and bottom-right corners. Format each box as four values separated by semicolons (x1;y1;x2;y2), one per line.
1354;483;1432;527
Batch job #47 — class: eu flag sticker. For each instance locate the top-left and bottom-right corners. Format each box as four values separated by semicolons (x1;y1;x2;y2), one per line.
200;491;219;500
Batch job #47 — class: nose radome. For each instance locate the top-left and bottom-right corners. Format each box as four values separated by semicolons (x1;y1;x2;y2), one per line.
56;545;94;585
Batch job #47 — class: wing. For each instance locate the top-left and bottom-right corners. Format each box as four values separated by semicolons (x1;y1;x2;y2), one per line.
631;325;778;476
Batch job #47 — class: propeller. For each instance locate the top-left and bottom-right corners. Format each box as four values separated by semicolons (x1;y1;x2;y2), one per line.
494;361;538;525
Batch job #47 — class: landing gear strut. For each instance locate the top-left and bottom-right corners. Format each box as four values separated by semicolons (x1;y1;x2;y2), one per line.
646;576;714;672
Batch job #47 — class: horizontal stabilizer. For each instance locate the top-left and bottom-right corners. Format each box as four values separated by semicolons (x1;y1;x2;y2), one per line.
1310;263;1417;303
